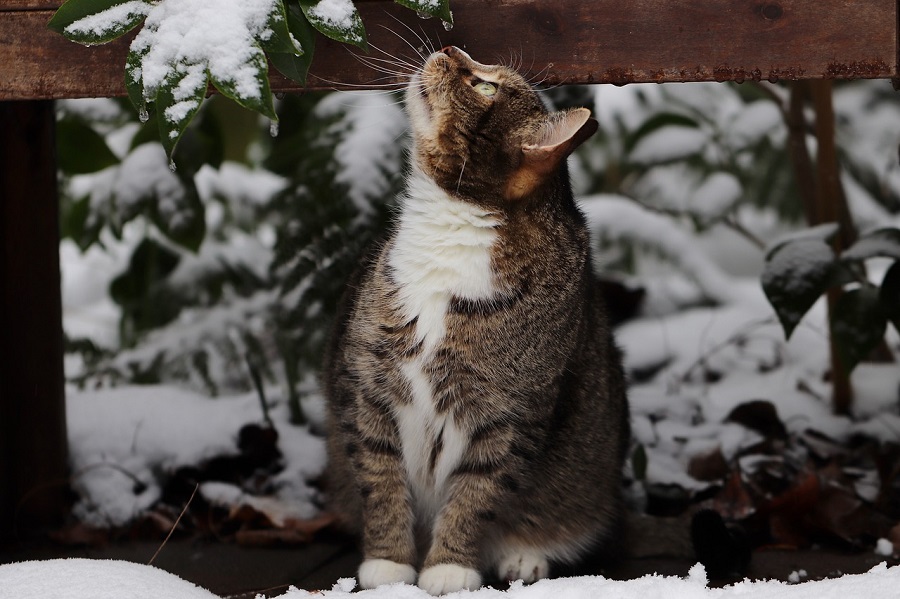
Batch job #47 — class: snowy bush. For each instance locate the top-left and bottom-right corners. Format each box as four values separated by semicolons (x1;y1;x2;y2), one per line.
60;78;900;421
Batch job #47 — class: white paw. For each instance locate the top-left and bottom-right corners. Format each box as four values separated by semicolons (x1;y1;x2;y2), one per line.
358;558;417;589
418;563;481;596
497;551;549;583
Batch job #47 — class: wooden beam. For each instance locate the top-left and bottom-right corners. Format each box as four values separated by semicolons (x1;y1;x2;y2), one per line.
0;100;69;541
0;0;896;101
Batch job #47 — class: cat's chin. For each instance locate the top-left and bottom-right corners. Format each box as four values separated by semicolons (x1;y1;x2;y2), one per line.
357;558;417;589
418;564;482;595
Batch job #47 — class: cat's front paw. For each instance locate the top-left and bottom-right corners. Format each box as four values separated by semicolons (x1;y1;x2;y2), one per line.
358;558;417;589
418;563;481;596
497;551;549;583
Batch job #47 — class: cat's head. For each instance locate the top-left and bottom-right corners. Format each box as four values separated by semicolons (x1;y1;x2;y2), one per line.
405;46;597;204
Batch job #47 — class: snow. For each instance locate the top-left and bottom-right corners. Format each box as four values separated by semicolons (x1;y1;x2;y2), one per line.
842;228;900;262
66;385;323;527
115;143;185;213
315;92;408;217
130;0;278;105
875;539;895;557
761;238;835;296
788;570;808;583
581;194;743;305
65;1;151;38
4;560;900;599
630;126;708;164
307;0;357;31
0;559;219;599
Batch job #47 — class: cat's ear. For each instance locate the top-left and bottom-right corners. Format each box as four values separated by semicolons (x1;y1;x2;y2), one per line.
504;107;598;201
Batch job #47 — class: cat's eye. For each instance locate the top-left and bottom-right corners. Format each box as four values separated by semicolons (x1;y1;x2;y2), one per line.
473;81;497;97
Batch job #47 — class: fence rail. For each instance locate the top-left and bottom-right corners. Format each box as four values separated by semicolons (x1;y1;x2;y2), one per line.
1;0;897;101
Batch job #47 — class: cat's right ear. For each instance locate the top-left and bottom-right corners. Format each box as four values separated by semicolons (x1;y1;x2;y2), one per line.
504;108;598;201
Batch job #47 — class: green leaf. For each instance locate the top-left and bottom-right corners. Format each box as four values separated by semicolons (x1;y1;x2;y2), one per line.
300;0;368;50
880;261;900;334
60;194;103;251
49;0;150;45
842;227;900;262
169;101;225;176
209;45;277;121
261;1;304;55
269;5;317;84
394;0;453;24
56;117;119;174
831;286;887;374
761;238;838;339
155;64;209;158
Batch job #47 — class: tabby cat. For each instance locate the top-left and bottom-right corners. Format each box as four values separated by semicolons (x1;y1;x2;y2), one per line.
322;46;630;595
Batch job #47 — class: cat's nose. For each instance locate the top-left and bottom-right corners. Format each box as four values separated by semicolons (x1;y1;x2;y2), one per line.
441;46;457;56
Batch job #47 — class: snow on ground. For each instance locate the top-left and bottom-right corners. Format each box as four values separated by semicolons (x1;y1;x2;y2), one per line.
3;559;900;599
66;385;324;528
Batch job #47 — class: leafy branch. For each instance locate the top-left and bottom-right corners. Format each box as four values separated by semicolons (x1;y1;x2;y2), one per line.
762;225;900;374
49;0;452;161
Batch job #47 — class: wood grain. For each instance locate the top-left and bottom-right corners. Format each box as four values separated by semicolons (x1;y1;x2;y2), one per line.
0;0;896;100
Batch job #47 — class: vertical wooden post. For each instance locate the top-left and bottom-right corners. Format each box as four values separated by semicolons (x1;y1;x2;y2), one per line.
809;80;857;416
0;100;69;542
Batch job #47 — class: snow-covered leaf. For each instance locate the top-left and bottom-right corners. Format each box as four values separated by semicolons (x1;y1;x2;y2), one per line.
761;239;838;339
156;64;208;157
765;223;841;258
125;41;149;116
724;100;783;150
127;0;282;155
880;261;900;333
842;227;900;262
690;171;742;226
209;45;277;121
625;112;699;152
300;0;367;50
260;0;304;55
831;286;887;373
629;125;708;165
50;0;150;45
395;0;453;24
112;143;206;251
268;5;317;85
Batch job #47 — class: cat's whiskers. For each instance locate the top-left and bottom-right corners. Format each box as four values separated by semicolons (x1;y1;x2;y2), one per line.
383;15;438;59
526;62;554;87
366;41;422;72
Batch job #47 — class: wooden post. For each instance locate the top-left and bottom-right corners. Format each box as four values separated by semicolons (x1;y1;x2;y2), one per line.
0;100;69;542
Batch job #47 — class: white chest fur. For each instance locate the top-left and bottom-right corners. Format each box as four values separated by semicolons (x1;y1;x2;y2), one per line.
387;169;500;521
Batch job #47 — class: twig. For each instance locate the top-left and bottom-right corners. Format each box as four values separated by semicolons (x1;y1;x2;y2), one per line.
148;483;198;566
722;215;766;250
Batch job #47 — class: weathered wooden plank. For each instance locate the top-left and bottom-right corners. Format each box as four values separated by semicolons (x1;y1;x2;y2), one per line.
0;1;60;10
0;0;896;100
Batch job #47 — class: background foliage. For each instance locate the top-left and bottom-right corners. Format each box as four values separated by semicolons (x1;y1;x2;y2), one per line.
60;78;900;423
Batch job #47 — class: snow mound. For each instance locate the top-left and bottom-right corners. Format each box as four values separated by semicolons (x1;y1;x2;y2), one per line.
0;558;218;599
3;560;900;599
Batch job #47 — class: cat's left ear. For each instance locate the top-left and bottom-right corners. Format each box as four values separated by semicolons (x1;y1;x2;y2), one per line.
505;107;598;201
